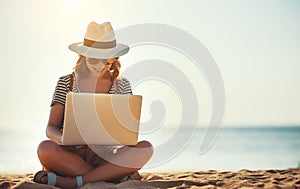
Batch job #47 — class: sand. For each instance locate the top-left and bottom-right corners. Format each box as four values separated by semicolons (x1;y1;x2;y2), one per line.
0;168;299;189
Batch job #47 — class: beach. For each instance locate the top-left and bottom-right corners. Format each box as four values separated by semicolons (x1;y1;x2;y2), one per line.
1;127;299;188
1;168;299;189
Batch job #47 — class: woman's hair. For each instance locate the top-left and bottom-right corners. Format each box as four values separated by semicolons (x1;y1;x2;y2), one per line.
73;55;121;82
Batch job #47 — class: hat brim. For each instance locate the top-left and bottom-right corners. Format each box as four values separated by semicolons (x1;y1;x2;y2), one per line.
68;42;129;59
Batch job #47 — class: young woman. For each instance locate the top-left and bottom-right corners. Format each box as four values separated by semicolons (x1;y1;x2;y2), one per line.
34;21;153;189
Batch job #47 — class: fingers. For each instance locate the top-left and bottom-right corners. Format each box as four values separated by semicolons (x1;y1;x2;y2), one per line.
99;64;112;79
100;64;110;73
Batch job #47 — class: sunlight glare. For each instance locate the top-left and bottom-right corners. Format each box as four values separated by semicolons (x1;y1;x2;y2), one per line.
66;0;79;11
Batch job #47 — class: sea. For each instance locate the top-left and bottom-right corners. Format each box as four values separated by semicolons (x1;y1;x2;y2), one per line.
0;126;299;174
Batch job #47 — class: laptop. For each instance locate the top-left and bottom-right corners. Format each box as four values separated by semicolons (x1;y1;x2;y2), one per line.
61;93;142;146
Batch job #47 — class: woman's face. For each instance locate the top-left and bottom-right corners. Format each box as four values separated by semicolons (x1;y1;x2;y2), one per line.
86;57;109;73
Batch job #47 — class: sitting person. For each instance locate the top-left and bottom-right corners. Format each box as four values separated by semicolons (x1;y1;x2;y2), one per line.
34;21;153;189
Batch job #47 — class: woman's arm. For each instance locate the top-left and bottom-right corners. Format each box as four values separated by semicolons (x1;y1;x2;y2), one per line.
46;103;65;143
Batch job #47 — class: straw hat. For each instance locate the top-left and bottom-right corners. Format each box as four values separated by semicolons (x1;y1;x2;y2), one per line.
68;22;129;59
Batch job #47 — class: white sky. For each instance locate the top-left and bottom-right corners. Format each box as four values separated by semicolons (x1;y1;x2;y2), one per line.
0;0;300;130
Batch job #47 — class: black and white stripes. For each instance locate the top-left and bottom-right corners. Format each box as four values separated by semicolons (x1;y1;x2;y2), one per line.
51;72;133;106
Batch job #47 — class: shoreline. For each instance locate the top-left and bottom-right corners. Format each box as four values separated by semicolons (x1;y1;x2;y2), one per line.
1;168;299;189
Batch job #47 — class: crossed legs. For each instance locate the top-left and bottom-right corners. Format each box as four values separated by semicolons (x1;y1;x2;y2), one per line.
37;140;153;188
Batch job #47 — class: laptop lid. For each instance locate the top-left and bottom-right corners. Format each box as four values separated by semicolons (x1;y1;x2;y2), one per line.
61;93;142;146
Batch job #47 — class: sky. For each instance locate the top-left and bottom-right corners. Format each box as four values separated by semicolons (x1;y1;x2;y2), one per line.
0;0;300;173
0;0;299;130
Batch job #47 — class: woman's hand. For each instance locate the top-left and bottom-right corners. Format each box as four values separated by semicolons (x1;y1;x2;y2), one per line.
95;64;113;93
99;64;113;79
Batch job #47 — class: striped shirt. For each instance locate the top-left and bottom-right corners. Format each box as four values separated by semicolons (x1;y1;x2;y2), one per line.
51;72;133;106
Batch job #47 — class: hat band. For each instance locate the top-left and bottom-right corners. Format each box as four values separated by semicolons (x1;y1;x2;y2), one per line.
84;38;116;49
